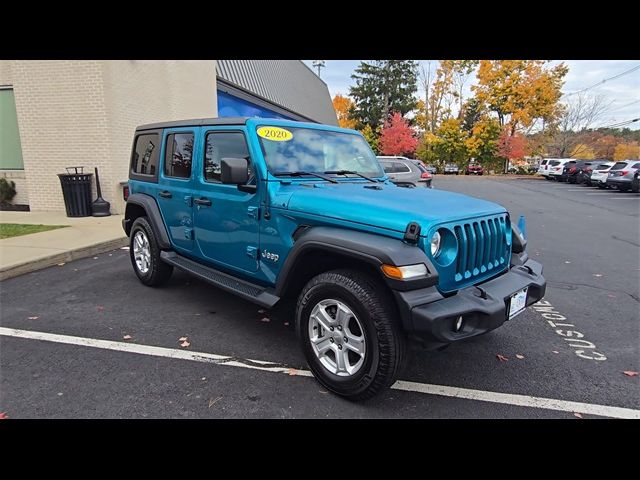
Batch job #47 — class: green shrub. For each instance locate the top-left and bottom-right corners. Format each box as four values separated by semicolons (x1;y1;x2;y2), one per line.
0;178;17;204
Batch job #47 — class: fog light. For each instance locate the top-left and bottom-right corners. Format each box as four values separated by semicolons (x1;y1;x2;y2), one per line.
454;316;463;332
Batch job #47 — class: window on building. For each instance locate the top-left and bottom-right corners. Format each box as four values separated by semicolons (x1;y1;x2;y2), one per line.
164;133;194;179
0;88;24;170
204;132;252;183
131;134;159;176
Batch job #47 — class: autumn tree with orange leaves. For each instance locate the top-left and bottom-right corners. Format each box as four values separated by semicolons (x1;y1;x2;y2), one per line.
332;95;357;130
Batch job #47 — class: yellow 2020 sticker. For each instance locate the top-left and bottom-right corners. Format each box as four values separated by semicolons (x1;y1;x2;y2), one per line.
257;126;293;142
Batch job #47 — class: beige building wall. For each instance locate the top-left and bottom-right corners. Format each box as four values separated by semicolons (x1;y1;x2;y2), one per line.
4;60;217;214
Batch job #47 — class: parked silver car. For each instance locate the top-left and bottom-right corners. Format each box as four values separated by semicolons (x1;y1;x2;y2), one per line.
444;163;460;175
606;160;640;192
377;156;433;188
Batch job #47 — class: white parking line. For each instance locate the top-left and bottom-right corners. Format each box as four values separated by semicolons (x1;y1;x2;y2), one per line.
608;197;640;200
585;192;617;195
2;326;639;419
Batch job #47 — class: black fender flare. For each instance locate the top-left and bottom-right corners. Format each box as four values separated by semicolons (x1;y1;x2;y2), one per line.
275;226;438;296
123;193;171;249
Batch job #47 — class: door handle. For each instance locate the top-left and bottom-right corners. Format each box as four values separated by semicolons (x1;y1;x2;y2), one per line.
194;198;212;207
159;190;172;199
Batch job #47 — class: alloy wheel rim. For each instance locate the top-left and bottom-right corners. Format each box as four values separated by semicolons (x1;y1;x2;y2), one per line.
133;231;151;274
308;298;366;377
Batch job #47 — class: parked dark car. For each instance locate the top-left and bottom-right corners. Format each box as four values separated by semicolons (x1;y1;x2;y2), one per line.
466;163;484;175
444;163;460;175
579;161;611;186
606;160;640;192
632;169;640;193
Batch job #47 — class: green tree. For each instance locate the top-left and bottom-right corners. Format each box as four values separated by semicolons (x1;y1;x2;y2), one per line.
432;119;468;166
349;60;419;130
360;124;380;154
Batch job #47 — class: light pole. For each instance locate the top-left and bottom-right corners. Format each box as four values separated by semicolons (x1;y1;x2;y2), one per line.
312;60;326;78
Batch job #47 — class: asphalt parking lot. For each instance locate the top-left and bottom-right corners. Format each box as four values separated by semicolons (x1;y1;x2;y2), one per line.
1;176;638;418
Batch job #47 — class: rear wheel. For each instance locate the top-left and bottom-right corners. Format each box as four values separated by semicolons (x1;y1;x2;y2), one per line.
296;269;406;400
619;184;630;192
129;216;173;286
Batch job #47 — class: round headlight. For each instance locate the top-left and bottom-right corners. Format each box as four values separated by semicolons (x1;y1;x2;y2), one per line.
430;231;442;257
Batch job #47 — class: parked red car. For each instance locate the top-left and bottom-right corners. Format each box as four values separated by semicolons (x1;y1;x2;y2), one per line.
466;163;484;175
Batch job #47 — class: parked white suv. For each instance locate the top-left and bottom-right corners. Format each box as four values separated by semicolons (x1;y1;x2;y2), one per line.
543;158;574;180
589;162;614;188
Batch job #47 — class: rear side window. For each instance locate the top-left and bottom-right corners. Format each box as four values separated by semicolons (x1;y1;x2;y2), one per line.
541;160;548;165
380;162;394;173
610;162;627;170
632;163;640;169
414;162;428;173
549;161;560;166
393;162;411;173
164;133;194;179
131;133;160;179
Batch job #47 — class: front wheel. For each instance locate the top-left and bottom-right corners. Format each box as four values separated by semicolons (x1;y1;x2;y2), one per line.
296;269;406;400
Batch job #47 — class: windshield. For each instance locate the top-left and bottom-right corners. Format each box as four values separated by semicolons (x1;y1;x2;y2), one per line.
257;127;384;177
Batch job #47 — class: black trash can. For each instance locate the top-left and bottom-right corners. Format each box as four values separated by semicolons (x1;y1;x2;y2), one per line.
57;167;93;217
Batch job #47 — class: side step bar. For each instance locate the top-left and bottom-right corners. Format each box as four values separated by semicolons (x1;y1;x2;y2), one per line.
160;251;280;308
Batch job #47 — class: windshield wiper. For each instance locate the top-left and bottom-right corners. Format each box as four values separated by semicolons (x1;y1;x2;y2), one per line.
323;170;380;183
272;171;338;184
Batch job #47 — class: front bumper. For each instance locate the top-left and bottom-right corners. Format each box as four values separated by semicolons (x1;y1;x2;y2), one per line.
394;258;545;347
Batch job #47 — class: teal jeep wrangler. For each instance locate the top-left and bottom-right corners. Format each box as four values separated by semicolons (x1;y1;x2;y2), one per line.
123;117;546;400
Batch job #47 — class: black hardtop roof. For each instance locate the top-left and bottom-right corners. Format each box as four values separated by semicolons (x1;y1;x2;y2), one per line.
136;117;250;131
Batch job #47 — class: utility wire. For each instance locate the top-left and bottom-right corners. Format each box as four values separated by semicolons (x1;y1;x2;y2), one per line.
606;98;640;112
596;117;639;129
562;64;640;97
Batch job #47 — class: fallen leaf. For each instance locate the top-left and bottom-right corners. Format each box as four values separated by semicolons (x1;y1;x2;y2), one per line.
123;335;132;340
57;392;63;396
260;317;270;322
120;246;129;250
564;261;571;264
27;316;39;320
284;322;290;326
93;257;98;260
201;377;206;381
516;354;525;359
180;341;190;348
607;294;616;298
0;412;8;419
319;390;329;395
592;274;603;277
194;313;201;316
179;337;188;342
73;269;78;272
208;396;222;408
288;368;298;376
108;254;113;257
573;412;583;419
496;354;509;362
623;371;639;377
552;350;559;354
96;306;104;312
57;262;65;266
258;309;266;314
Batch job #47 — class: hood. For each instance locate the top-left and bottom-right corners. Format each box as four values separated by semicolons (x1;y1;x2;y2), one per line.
284;182;506;235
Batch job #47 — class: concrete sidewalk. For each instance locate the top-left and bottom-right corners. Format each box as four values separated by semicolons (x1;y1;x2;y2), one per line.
0;211;127;280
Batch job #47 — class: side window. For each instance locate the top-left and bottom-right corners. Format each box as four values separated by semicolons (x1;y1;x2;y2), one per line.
131;134;159;176
204;131;252;183
381;162;394;173
164;133;194;179
394;162;411;173
632;163;640;169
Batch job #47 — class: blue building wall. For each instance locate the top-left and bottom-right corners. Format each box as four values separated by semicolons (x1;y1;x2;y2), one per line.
217;91;294;120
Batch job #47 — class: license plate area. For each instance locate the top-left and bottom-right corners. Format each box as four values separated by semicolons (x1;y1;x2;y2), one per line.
508;287;528;320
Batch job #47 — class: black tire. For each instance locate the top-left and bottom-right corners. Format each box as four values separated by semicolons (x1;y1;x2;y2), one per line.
129;216;173;286
598;183;606;189
619;184;630;192
295;269;406;401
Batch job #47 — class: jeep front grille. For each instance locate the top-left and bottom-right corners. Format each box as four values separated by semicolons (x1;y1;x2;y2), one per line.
452;215;510;283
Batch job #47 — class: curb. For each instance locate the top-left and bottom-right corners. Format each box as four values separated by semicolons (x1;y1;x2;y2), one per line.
0;236;128;281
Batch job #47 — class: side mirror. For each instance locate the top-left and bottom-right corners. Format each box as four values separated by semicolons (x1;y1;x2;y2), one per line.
221;157;249;185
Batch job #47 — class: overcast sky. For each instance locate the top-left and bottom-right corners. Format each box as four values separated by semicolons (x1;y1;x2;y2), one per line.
303;60;640;130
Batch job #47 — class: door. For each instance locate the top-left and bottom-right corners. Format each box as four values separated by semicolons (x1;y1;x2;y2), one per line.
157;128;197;253
193;128;260;273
